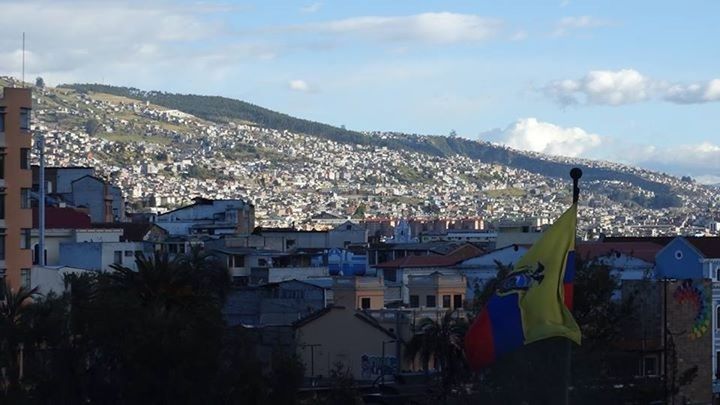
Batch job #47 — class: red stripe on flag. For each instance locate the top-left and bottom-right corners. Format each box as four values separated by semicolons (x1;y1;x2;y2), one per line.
563;282;574;311
464;309;495;370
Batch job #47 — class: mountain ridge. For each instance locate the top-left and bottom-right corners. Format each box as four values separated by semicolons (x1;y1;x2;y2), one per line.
62;83;682;207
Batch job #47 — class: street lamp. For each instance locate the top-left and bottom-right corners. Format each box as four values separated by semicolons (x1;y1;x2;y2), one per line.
380;339;397;387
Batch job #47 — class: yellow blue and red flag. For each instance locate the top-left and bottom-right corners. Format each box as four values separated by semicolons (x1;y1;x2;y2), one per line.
465;203;581;369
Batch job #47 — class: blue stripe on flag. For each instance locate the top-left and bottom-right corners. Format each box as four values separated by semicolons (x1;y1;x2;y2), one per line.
563;250;575;283
487;293;525;357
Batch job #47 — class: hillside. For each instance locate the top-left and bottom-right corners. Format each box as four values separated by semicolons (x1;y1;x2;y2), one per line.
63;83;677;206
4;74;713;235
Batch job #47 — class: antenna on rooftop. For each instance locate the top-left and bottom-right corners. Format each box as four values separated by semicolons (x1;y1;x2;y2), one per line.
22;32;25;86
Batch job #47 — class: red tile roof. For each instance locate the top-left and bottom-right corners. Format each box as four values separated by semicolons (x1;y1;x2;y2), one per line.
32;207;92;229
576;241;663;263
375;243;484;269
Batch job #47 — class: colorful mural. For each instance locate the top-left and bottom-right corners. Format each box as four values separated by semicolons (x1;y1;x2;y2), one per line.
673;279;711;339
360;354;397;379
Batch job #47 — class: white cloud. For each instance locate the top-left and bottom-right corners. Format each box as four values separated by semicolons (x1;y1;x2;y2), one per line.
301;2;322;13
543;69;720;106
0;0;251;85
552;16;610;37
664;79;720;104
498;118;603;157
488;118;720;182
543;69;651;106
289;79;311;92
297;12;502;44
632;142;720;178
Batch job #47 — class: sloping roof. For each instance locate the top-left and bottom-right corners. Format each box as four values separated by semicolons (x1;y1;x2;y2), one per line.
606;236;720;259
32;207;91;229
292;306;398;340
576;241;663;263
375;243;484;269
91;222;167;242
292;305;337;328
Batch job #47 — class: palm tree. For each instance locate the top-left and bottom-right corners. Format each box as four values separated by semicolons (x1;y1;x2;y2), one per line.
98;252;228;403
0;282;39;396
405;310;469;397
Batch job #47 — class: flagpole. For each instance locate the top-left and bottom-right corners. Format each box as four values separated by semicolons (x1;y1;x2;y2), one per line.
564;167;582;404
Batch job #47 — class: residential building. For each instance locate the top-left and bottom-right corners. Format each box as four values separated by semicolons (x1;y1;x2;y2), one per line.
223;279;329;327
333;276;385;310
0;86;33;290
407;272;466;310
155;197;254;236
294;306;403;381
654;236;720;402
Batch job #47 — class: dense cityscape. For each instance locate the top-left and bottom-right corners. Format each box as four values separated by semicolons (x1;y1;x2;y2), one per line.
8;76;718;239
1;2;719;403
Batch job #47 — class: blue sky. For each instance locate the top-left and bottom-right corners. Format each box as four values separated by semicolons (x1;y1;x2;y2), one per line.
2;0;719;182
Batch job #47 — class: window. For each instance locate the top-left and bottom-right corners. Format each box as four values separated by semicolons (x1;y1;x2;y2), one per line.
0;231;5;260
384;269;397;282
716;306;720;330
0;194;4;219
21;228;30;249
21;188;31;209
20;108;30;130
410;295;419;308
0;107;5;132
178;243;186;254
21;268;31;289
453;294;463;309
168;244;178;254
0;151;4;179
113;250;122;265
286;239;296;250
124;250;134;257
20;148;30;170
643;356;657;376
442;295;451;308
361;297;371;309
426;295;436;308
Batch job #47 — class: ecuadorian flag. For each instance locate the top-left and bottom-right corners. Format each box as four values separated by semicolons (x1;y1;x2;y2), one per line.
465;203;581;370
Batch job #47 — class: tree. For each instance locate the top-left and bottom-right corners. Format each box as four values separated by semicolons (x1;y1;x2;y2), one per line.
35;77;45;88
405;310;468;398
449;129;458;138
84;119;100;136
0;282;39;400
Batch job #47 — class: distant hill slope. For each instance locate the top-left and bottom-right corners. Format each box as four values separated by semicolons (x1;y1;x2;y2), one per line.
62;83;678;206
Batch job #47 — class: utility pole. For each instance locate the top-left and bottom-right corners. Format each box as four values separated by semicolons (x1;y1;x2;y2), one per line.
37;131;46;266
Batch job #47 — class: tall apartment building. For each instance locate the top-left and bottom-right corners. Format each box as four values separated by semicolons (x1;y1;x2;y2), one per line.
0;87;33;291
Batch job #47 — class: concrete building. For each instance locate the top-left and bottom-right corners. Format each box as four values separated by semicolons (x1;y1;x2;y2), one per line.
227;221;367;252
223;280;329;327
0;87;33;290
32;167;126;223
333;276;385;310
71;175;123;222
654;236;720;402
155;197;254;236
407;272;466;310
294;306;402;381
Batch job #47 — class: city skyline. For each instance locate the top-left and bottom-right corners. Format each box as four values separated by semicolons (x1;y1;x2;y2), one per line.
0;0;719;182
